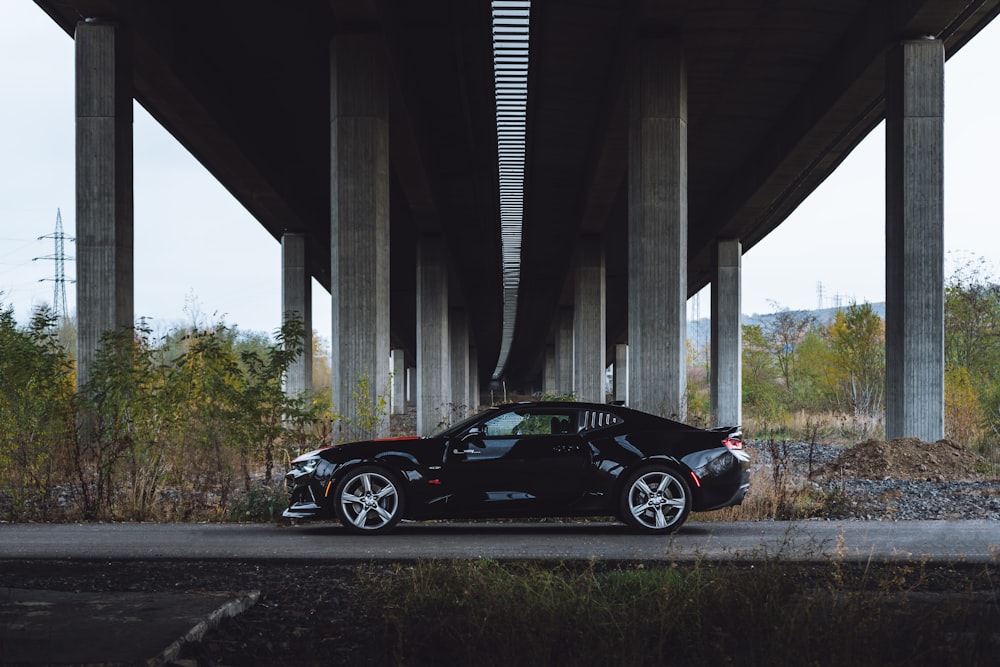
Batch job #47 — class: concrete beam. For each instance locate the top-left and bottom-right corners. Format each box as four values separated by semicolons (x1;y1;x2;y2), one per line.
628;38;687;420
282;232;312;396
330;33;390;439
885;38;945;441
75;20;133;388
711;239;742;427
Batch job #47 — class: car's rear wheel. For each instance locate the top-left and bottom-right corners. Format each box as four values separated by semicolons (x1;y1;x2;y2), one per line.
334;466;405;534
619;464;692;534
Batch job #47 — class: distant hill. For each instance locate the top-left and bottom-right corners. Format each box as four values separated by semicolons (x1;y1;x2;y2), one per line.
687;302;887;344
743;302;885;327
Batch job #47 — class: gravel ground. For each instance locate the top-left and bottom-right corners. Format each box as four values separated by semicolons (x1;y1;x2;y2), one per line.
746;439;1000;521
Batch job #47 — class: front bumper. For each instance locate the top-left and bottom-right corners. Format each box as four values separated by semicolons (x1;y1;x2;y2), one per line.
283;468;330;520
282;501;325;520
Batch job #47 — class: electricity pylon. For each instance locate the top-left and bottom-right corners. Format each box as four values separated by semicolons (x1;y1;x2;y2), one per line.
33;208;75;321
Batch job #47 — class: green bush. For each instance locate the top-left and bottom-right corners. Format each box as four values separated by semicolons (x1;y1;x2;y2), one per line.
227;483;288;522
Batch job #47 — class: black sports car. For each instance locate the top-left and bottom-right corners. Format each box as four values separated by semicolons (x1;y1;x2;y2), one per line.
283;401;749;534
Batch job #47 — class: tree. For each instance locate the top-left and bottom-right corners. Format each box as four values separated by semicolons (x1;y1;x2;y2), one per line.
824;302;885;430
945;257;1000;381
763;304;816;395
235;316;316;487
165;323;244;514
786;330;828;412
943;257;1000;469
945;366;982;446
742;324;782;420
77;323;165;519
0;303;76;520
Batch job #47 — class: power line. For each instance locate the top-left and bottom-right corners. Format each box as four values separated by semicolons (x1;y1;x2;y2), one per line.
32;208;75;320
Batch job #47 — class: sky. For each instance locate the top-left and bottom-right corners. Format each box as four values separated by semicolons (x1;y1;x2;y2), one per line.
2;3;999;348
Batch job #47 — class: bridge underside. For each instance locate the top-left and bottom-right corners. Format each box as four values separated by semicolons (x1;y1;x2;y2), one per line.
36;0;1000;389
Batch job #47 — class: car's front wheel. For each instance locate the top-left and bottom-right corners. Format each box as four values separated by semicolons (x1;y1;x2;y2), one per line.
334;465;405;534
619;464;692;534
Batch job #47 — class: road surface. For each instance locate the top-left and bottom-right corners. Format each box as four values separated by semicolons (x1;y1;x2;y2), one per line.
1;519;996;563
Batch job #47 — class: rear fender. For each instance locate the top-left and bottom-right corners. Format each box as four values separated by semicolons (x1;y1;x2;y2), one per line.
615;455;701;506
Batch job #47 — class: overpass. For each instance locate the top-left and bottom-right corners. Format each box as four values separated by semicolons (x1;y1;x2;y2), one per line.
34;0;1000;437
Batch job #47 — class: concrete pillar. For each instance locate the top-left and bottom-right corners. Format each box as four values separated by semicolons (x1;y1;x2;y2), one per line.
628;38;687;420
543;344;557;396
613;343;628;404
330;33;390;438
406;366;417;407
450;309;470;418
417;237;450;435
885;38;945;441
75;20;133;388
711;239;742;427
391;348;406;415
574;236;606;403
282;232;313;396
555;306;574;396
469;345;480;410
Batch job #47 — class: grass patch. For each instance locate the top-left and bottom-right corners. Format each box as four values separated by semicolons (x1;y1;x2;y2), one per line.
357;559;998;666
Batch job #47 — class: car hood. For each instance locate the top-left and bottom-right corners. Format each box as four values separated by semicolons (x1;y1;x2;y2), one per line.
290;436;423;464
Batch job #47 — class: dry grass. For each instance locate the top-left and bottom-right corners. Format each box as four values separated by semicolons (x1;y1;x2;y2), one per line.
695;462;843;523
361;558;1000;666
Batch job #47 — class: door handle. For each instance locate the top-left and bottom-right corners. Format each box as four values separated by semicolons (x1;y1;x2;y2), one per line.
453;448;477;455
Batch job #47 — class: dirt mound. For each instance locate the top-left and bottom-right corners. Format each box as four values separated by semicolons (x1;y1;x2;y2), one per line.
815;438;983;482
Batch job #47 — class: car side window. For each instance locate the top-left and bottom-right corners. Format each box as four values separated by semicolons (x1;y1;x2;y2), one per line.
482;411;575;437
481;412;523;436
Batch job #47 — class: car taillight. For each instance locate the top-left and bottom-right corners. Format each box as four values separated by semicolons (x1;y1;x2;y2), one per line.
722;437;743;450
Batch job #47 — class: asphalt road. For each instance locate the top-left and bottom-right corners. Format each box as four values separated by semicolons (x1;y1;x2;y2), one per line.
1;519;997;563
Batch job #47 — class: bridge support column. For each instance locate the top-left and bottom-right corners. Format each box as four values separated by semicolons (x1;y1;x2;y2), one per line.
543;345;557;396
75;20;133;389
469;345;480;410
885;39;945;442
406;366;416;408
450;308;470;418
330;33;390;438
613;344;628;405
282;232;313;396
555;306;574;396
574;236;606;403
711;239;742;427
391;349;406;415
417;236;451;435
628;39;687;420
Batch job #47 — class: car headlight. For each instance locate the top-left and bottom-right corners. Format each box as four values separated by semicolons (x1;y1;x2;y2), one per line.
297;457;319;474
287;456;320;480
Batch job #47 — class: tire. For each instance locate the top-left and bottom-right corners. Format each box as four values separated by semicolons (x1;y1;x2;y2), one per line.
333;465;405;534
619;464;692;534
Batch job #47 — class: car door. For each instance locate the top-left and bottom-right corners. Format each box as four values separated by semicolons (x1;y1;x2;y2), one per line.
443;407;590;515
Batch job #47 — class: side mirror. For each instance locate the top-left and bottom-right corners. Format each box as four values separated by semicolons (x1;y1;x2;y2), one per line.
462;426;486;446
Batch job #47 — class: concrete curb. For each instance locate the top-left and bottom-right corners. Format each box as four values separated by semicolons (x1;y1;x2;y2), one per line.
150;590;260;666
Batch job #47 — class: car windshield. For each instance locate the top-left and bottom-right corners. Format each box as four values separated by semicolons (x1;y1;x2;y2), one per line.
429;408;497;439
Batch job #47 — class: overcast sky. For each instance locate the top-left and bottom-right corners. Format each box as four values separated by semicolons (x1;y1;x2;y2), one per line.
2;3;999;348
